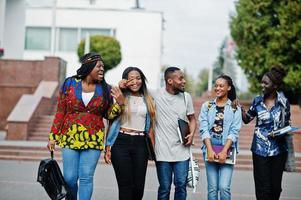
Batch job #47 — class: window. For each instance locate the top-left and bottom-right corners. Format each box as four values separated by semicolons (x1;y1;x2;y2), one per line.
81;28;112;39
25;27;51;50
58;28;78;51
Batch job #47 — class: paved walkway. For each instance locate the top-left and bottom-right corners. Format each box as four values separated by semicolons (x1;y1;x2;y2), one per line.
0;160;301;200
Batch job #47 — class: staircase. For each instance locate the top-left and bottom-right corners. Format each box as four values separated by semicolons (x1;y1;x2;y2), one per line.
0;95;301;172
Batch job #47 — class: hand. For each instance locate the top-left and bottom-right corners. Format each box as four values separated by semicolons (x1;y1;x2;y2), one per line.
111;86;125;106
118;79;128;89
118;78;135;89
104;147;112;164
47;140;55;152
207;149;217;162
217;150;228;164
184;133;194;146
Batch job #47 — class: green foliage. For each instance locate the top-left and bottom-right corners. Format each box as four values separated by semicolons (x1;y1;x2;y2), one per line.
77;35;122;72
195;68;209;96
230;0;301;103
183;69;195;95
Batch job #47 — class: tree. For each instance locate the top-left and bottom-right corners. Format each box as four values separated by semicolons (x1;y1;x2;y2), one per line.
230;0;301;104
183;69;195;95
77;35;122;72
195;68;209;96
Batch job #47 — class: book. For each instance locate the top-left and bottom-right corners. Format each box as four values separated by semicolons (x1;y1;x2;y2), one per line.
205;145;237;165
268;126;299;137
177;118;189;144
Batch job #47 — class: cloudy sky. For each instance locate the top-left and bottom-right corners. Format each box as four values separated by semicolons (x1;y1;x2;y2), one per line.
142;0;237;78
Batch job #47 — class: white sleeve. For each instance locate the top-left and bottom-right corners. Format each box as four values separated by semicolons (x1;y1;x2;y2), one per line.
185;92;194;115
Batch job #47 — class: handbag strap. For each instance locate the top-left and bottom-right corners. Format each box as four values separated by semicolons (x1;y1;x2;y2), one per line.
51;151;54;160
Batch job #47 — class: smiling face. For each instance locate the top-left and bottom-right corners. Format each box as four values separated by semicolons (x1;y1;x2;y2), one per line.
214;78;231;99
167;70;186;93
89;60;104;81
127;70;143;94
261;75;277;95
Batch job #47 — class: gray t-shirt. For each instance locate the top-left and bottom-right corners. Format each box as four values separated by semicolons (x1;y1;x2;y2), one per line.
151;88;194;162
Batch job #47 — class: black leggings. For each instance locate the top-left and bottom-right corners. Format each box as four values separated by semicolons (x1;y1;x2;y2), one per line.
111;133;148;200
252;152;287;200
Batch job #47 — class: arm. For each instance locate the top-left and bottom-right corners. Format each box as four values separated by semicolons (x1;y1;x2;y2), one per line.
149;125;155;147
185;114;196;146
47;87;67;151
106;86;125;120
199;102;211;141
241;99;257;124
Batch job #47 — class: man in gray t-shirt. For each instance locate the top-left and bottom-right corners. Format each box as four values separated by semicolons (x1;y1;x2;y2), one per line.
153;67;196;200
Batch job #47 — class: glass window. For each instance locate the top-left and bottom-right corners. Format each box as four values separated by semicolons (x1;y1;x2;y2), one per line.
58;28;78;51
25;27;51;50
81;28;112;39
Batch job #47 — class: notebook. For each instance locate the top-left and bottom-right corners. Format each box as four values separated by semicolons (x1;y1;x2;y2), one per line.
177;118;189;144
205;145;237;165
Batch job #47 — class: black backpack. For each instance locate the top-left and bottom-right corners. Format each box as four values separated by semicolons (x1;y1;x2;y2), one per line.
37;151;71;200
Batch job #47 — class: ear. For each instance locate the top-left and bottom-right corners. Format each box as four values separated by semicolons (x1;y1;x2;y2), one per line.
227;86;231;91
167;78;173;85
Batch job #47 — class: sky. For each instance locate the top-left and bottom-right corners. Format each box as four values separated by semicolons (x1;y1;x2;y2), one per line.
142;0;237;79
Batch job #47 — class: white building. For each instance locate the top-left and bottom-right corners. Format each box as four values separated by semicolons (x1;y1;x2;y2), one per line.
1;0;163;88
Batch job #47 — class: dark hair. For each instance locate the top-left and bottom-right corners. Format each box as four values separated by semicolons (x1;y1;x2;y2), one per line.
265;66;287;88
122;67;148;95
217;75;237;101
76;52;111;116
121;67;156;125
76;52;103;80
164;67;181;83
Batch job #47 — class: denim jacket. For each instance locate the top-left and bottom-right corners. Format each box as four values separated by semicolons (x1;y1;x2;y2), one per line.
199;99;242;153
106;100;151;147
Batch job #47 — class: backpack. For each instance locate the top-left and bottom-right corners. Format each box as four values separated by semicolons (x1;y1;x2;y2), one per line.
37;152;71;200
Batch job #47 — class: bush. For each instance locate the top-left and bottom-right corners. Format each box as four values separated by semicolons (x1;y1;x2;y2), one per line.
77;35;122;72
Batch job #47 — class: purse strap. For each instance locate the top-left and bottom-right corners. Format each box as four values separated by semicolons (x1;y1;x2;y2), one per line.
50;151;54;160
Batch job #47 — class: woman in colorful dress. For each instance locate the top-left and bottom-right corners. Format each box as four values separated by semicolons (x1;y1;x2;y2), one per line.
240;67;290;200
47;52;125;200
199;75;242;200
104;67;156;200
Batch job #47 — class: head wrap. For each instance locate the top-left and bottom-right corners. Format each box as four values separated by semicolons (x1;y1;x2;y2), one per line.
77;52;103;78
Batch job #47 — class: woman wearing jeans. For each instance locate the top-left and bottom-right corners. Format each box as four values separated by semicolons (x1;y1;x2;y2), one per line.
199;75;242;200
105;67;156;200
240;67;290;200
47;52;124;200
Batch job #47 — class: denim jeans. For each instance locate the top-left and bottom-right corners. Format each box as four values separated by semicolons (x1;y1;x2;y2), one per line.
204;135;234;200
111;133;148;200
62;148;101;200
156;160;189;200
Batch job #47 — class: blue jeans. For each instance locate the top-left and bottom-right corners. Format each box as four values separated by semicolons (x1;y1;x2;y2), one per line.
204;136;234;200
156;160;189;200
62;148;101;200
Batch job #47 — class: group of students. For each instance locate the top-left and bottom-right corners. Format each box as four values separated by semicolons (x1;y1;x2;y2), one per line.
47;52;291;200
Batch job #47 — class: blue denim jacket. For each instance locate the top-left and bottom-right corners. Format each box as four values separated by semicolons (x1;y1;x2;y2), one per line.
245;92;290;157
199;99;242;153
106;107;151;147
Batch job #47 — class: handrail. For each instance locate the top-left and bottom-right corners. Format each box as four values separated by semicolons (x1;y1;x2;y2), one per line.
7;81;58;122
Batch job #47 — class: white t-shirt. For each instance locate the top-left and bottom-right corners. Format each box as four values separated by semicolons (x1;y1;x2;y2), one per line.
151;88;194;162
82;92;94;107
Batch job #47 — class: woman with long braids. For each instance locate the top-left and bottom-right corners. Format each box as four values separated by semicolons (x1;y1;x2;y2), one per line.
105;67;156;200
240;67;290;200
47;52;125;200
199;75;242;200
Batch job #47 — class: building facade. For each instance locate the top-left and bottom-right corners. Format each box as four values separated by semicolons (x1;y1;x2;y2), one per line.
1;0;163;88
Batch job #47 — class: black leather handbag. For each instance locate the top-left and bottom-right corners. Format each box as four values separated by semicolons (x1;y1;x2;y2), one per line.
37;151;71;200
